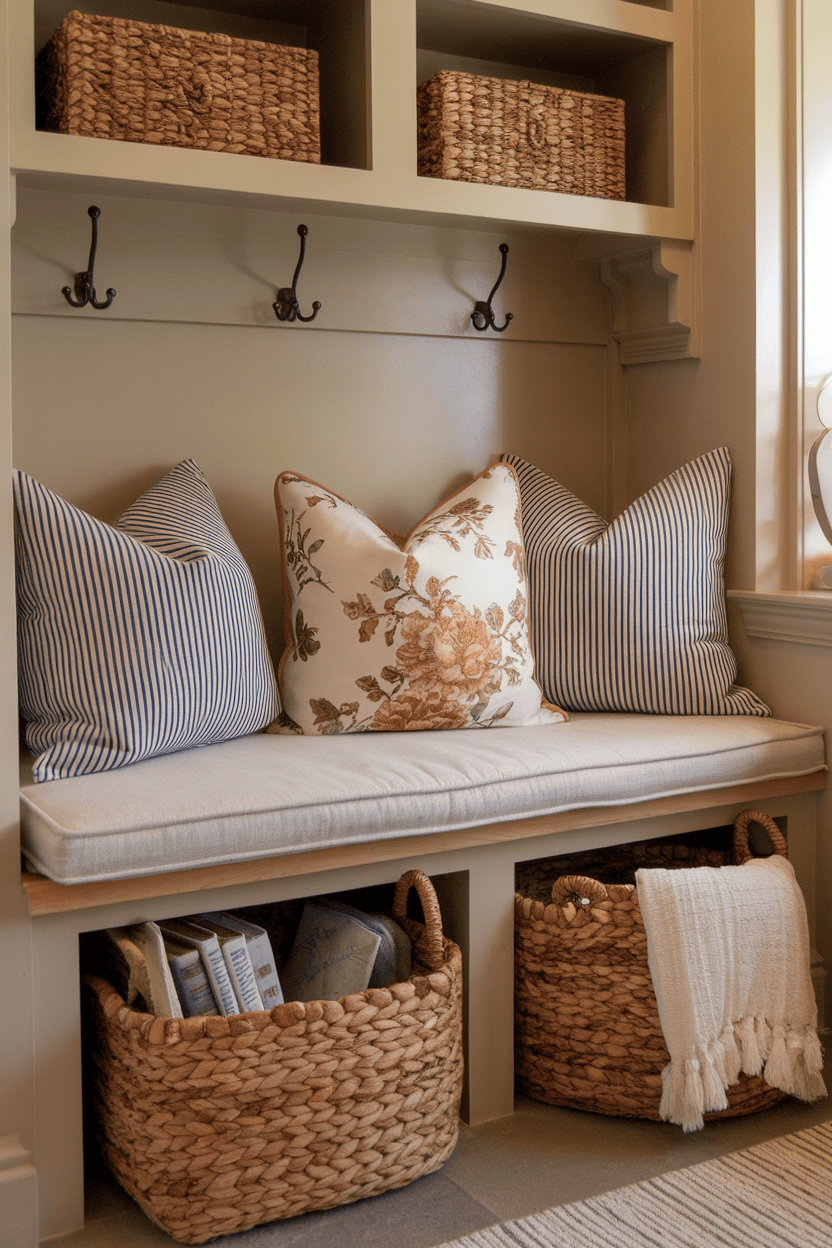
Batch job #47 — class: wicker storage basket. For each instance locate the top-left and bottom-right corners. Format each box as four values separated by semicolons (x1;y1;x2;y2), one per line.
514;811;790;1120
82;870;462;1244
36;11;320;163
417;70;625;200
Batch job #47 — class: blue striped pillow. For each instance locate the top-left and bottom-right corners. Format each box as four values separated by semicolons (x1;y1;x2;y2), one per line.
502;449;770;716
14;460;280;781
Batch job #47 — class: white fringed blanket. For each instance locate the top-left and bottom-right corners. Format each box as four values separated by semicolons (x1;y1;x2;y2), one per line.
636;855;827;1132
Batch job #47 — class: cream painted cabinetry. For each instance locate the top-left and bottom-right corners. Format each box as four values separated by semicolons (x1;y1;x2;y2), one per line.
1;9;699;1238
9;0;698;360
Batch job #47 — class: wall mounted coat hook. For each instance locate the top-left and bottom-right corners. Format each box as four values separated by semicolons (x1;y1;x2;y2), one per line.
273;224;321;323
62;206;116;309
471;243;513;332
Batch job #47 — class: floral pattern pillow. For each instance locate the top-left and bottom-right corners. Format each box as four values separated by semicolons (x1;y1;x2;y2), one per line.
273;464;565;735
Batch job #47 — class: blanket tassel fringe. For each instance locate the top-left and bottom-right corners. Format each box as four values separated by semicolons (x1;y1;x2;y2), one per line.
660;1018;827;1133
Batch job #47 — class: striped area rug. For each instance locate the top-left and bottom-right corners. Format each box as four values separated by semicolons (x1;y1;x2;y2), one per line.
436;1121;832;1248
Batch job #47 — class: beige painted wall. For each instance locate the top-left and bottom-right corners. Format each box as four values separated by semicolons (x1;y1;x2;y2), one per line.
623;0;759;596
10;189;611;654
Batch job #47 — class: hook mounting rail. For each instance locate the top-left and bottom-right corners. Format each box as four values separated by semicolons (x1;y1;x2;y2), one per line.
274;224;321;323
471;243;512;333
62;206;116;310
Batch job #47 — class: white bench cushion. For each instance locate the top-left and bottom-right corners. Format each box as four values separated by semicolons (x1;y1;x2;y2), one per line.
20;713;825;885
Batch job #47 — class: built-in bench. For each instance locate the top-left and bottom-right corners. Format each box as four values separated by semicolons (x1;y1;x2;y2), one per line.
20;712;827;1240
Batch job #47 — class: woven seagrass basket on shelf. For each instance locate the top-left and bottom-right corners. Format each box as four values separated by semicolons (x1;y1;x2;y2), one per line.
514;810;789;1121
417;70;625;200
83;870;462;1245
36;10;320;163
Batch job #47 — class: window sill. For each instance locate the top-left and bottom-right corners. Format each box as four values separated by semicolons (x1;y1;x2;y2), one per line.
728;590;832;647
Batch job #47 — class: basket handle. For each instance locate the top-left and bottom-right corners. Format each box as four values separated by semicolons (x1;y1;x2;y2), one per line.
550;874;609;907
392;869;446;971
733;809;789;864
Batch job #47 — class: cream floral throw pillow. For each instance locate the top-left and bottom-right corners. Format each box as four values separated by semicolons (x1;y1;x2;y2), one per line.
273;464;565;734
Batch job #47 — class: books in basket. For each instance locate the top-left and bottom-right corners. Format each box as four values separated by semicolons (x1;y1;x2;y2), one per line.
316;898;411;989
89;903;401;1015
161;933;220;1017
157;918;240;1016
96;922;184;1019
195;911;283;1009
280;898;411;1003
187;913;265;1012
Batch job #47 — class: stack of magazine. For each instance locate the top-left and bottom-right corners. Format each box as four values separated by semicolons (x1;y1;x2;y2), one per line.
89;897;412;1017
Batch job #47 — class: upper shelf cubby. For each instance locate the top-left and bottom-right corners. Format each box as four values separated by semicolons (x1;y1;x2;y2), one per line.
416;0;673;209
10;0;693;245
30;0;370;170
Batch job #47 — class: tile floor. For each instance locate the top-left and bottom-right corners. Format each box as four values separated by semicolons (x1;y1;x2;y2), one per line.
48;1056;832;1248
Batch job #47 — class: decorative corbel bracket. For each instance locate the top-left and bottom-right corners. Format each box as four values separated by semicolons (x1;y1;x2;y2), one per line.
578;237;701;366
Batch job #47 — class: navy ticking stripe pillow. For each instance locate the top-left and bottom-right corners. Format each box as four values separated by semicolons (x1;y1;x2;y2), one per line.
14;459;280;781
502;449;770;716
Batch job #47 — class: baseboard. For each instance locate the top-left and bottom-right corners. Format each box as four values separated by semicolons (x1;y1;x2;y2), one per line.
0;1136;38;1247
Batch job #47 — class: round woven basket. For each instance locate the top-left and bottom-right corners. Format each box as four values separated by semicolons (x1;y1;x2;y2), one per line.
83;870;463;1244
514;811;790;1120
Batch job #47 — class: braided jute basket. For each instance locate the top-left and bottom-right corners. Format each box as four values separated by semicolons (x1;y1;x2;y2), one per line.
36;11;320;164
515;811;790;1121
417;70;626;200
83;870;462;1244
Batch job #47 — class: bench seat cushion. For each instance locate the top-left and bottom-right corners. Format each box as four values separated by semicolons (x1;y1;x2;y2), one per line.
19;713;825;885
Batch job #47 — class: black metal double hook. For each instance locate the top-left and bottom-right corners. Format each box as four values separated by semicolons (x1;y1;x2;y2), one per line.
62;206;116;310
471;243;513;332
274;224;321;323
